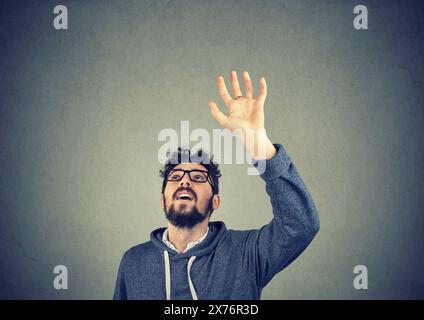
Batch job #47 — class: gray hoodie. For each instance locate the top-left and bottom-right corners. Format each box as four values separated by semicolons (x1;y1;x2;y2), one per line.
113;143;320;300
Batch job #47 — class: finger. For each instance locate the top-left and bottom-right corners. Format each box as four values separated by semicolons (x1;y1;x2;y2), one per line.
230;70;243;98
256;77;267;105
243;70;254;99
208;100;229;128
217;76;233;106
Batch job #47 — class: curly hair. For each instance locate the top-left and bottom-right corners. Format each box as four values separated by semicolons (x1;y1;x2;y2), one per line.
159;147;221;195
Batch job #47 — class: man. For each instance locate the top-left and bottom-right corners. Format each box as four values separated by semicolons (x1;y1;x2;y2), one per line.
113;70;320;300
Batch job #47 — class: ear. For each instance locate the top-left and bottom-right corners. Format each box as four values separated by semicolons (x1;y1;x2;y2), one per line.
161;193;165;210
212;194;220;210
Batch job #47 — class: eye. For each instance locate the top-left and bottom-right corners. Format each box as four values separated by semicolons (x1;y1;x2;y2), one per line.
192;171;207;181
169;173;181;180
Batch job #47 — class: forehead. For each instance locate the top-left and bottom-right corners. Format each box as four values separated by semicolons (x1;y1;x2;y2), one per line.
173;162;207;171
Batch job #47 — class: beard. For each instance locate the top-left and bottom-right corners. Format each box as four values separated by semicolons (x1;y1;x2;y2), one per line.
164;197;213;229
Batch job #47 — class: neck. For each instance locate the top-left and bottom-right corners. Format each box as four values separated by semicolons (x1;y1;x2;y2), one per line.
167;220;209;253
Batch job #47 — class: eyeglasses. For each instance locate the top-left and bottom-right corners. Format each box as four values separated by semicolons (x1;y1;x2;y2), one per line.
167;169;210;183
166;169;216;193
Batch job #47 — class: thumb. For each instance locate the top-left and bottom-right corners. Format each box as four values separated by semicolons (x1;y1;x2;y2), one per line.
208;101;229;128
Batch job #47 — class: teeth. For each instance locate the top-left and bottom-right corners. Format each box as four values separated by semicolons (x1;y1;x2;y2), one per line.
178;193;192;200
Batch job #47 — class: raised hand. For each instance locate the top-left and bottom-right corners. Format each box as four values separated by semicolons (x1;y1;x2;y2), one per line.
208;70;267;132
208;70;276;160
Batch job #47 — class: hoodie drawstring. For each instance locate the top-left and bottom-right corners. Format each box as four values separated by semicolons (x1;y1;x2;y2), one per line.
187;256;198;300
163;250;198;300
163;250;171;300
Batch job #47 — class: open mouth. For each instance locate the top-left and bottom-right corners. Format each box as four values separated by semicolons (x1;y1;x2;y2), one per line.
176;191;194;201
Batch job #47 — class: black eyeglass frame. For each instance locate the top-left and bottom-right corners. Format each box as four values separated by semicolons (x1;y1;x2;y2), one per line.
166;169;216;192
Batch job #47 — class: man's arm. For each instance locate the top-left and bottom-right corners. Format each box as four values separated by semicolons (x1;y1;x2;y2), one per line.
113;252;128;300
208;70;319;288
248;142;319;288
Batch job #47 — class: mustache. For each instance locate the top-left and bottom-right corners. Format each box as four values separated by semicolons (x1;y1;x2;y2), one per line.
172;187;197;201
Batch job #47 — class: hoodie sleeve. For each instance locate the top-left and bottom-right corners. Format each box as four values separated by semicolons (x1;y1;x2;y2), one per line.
249;143;320;288
113;252;128;300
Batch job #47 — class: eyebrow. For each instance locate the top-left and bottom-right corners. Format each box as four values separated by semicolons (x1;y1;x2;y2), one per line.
173;165;207;171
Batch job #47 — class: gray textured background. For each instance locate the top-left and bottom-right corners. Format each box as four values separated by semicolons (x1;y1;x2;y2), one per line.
0;0;423;299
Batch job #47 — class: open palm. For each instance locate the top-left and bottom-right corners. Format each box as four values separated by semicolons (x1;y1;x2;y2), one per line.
208;70;267;132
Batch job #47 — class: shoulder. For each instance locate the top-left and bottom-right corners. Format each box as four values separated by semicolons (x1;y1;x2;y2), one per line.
121;241;157;264
226;228;259;244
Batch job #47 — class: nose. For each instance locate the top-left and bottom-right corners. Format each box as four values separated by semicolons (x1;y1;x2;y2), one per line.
179;172;191;187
